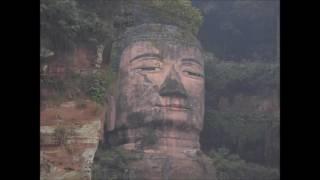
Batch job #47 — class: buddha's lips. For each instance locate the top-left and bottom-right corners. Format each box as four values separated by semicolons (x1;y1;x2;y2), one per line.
155;104;191;110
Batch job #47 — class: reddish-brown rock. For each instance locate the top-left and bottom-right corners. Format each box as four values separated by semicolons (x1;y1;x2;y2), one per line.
40;100;105;180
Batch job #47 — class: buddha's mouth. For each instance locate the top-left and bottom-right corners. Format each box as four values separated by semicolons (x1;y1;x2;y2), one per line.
155;104;191;111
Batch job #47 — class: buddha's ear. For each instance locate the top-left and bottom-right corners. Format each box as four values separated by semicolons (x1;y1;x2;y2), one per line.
106;95;116;132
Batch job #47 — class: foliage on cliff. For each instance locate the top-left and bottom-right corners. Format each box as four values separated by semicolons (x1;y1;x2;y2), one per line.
92;147;143;180
40;0;114;56
41;0;202;57
139;0;203;34
41;66;116;105
201;54;279;168
204;54;279;108
209;148;279;180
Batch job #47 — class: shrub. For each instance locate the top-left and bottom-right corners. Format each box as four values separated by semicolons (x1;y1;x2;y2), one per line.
81;67;116;104
41;76;66;94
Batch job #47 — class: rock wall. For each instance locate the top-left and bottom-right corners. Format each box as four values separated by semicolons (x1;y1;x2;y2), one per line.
40;100;105;180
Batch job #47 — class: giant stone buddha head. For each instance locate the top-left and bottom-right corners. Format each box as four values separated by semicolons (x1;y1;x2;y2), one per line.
108;24;205;150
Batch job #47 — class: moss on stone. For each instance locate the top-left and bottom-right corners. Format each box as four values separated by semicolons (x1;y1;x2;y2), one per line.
127;112;145;128
140;128;158;147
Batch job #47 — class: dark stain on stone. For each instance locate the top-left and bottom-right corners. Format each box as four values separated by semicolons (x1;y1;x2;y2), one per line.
138;72;153;84
162;157;172;180
127;112;146;128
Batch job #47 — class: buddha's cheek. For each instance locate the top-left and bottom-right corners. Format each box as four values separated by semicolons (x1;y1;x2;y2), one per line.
116;76;161;125
185;84;205;130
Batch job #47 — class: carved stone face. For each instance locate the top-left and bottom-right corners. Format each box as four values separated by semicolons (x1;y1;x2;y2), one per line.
115;41;204;133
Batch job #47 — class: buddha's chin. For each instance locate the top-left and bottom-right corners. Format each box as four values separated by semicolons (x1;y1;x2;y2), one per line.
161;110;189;122
123;107;200;131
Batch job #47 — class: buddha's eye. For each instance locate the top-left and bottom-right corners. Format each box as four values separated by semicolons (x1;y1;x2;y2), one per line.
180;60;204;79
132;60;162;73
139;66;161;72
183;70;204;79
136;62;161;72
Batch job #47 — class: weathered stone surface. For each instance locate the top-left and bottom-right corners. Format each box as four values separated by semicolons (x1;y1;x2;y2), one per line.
125;150;216;180
60;101;77;108
40;100;105;180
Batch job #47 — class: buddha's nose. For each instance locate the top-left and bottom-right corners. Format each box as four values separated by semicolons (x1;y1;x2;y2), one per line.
159;67;187;98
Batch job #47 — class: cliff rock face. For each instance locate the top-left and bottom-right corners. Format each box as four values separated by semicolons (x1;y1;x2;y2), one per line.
40;100;105;180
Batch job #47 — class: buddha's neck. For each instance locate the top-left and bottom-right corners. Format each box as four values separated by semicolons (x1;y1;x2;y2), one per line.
119;127;200;154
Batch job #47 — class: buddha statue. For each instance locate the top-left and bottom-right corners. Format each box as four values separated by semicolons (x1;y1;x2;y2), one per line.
93;24;216;180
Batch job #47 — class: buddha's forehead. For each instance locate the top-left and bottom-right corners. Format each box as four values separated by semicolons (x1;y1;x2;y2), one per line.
121;41;203;64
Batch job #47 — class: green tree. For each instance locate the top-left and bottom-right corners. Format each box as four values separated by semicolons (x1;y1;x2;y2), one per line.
41;0;115;57
201;55;279;168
